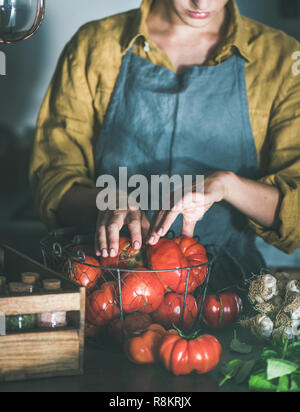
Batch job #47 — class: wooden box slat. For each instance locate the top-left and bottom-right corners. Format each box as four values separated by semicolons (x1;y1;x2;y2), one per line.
0;246;85;382
0;330;81;381
0;292;81;316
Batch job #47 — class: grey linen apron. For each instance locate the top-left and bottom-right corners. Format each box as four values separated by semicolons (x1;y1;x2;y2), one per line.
95;44;265;291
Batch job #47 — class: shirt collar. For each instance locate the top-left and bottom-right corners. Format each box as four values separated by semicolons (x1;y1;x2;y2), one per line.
121;0;251;62
225;0;251;62
120;0;152;53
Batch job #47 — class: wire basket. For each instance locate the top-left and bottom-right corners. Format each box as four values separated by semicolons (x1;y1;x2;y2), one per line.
41;227;218;340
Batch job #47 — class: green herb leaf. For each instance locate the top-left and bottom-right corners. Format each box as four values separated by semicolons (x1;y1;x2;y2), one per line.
230;331;253;354
219;359;243;387
260;349;278;361
286;342;300;363
276;375;289;392
234;359;257;385
290;375;300;393
249;373;277;392
266;358;298;381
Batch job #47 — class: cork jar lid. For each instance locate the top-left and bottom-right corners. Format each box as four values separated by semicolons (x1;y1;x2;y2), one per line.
9;282;33;294
43;279;61;291
21;272;40;285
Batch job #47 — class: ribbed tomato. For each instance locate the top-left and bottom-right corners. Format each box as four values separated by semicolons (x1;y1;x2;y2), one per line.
68;256;102;292
152;293;198;330
99;237;146;269
121;269;165;314
125;324;166;364
147;236;208;293
86;281;120;326
159;330;222;376
200;293;243;330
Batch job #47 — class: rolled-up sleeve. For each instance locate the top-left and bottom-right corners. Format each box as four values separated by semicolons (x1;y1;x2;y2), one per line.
29;30;96;229
248;69;300;254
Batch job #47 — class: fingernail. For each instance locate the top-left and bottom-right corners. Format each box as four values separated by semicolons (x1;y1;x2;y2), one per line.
110;249;116;257
149;236;154;244
133;241;140;250
157;228;163;236
102;249;108;258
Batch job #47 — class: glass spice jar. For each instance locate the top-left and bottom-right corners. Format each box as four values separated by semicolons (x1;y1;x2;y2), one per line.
6;282;36;332
21;272;40;293
36;279;67;329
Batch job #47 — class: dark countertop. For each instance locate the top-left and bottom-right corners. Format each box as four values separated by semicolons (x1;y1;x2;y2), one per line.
0;325;264;393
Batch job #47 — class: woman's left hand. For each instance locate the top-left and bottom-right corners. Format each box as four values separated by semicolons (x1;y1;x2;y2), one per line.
147;171;228;245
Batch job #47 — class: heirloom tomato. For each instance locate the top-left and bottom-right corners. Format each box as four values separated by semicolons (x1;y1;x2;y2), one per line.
147;236;208;293
67;256;102;292
200;292;243;330
159;329;222;376
152;293;198;330
86;281;120;326
99;237;146;269
108;313;152;344
120;269;165;314
125;323;166;364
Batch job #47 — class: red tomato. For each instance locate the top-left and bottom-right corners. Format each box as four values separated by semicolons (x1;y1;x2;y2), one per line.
152;293;198;330
121;269;165;314
67;256;102;292
108;313;152;344
200;293;243;330
99;237;146;269
86;281;120;326
147;236;208;294
159;330;222;376
125;324;166;364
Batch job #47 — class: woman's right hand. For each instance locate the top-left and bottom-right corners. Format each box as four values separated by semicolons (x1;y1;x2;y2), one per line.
95;190;150;257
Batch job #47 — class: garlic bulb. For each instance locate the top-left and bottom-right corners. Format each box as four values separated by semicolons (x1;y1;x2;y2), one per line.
240;314;273;339
248;274;278;304
258;315;274;338
291;319;300;337
286;280;300;295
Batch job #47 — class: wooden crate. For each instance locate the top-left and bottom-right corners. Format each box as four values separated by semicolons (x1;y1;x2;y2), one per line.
0;246;86;382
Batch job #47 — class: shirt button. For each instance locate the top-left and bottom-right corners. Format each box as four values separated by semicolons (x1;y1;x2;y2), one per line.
144;41;150;53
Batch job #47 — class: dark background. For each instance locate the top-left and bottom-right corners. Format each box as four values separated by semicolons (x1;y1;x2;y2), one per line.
0;0;300;264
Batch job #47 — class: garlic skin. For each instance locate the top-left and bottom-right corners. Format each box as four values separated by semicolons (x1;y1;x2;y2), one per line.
286;280;300;295
262;275;278;302
291;307;300;321
284;327;295;341
292;320;300;337
258;315;273;338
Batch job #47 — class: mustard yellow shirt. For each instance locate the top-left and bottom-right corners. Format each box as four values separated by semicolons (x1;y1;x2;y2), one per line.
30;0;300;254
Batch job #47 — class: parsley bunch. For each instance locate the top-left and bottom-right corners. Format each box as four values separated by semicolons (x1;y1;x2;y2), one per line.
219;334;300;392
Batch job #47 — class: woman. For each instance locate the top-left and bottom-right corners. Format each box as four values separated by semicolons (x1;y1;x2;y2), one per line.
30;0;300;288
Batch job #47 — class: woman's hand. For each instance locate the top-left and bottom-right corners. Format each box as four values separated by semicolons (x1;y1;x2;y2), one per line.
95;189;150;257
147;172;228;245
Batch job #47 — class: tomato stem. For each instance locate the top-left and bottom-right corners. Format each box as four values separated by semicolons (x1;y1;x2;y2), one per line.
172;324;203;340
